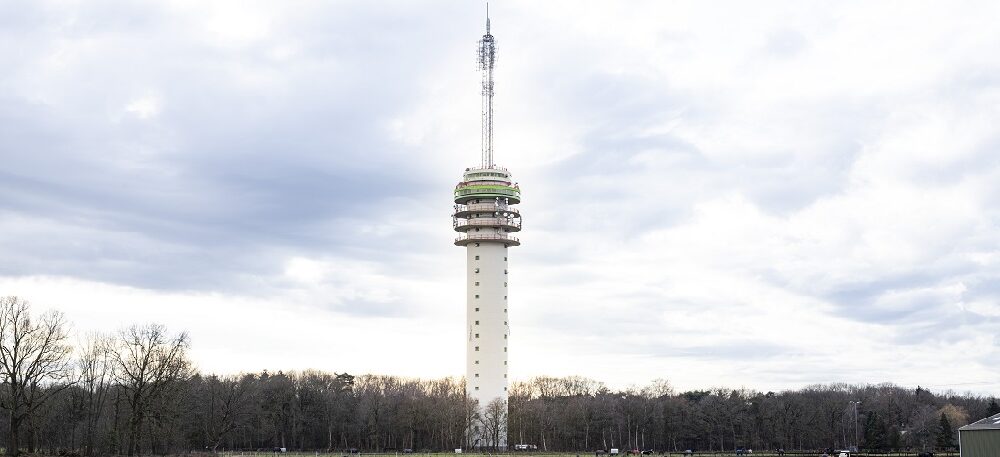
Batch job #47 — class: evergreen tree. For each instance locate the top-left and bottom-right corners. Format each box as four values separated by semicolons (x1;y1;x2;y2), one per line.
937;413;954;449
988;398;1000;416
864;411;888;451
888;425;902;451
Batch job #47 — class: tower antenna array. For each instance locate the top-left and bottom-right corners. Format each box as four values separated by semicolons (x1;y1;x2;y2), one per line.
477;6;497;168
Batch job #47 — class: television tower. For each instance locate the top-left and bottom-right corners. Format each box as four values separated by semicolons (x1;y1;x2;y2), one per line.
452;7;520;451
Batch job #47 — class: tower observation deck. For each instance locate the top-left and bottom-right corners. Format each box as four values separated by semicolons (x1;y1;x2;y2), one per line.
452;10;519;451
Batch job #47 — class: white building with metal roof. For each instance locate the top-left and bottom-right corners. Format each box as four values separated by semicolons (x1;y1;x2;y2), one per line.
959;412;1000;457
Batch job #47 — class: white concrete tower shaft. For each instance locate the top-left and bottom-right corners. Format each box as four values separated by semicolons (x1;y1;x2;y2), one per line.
452;10;520;451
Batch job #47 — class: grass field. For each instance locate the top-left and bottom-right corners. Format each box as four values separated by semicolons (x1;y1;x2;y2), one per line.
219;452;960;457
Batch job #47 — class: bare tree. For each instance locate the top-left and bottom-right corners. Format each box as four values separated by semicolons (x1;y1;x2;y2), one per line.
78;332;115;456
481;397;507;451
0;296;74;456
462;389;480;450
0;299;994;455
197;373;253;452
114;323;191;456
324;373;354;451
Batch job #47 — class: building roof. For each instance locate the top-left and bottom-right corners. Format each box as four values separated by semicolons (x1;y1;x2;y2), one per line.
960;413;1000;431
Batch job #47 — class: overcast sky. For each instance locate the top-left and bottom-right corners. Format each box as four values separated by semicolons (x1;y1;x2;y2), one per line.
1;0;999;394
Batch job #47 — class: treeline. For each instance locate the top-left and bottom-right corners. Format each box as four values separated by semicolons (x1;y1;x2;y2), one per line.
1;296;997;455
508;378;998;453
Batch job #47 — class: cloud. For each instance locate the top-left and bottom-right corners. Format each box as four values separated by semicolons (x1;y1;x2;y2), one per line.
124;95;161;120
0;0;998;392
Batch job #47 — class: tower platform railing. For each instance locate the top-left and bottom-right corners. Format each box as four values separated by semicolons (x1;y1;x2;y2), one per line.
454;202;520;217
453;217;522;231
455;233;520;246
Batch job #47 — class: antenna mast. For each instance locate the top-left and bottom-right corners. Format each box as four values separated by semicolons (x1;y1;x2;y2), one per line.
477;5;497;168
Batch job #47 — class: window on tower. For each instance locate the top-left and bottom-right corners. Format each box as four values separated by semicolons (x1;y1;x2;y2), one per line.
475;320;479;325
475;294;479;299
475;281;480;286
475;346;479;351
475;255;480;260
475;333;479;338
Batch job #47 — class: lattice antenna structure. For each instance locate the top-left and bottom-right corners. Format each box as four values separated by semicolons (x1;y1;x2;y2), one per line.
477;8;497;168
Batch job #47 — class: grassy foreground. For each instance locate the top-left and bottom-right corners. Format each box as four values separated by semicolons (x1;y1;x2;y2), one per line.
219;452;960;457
